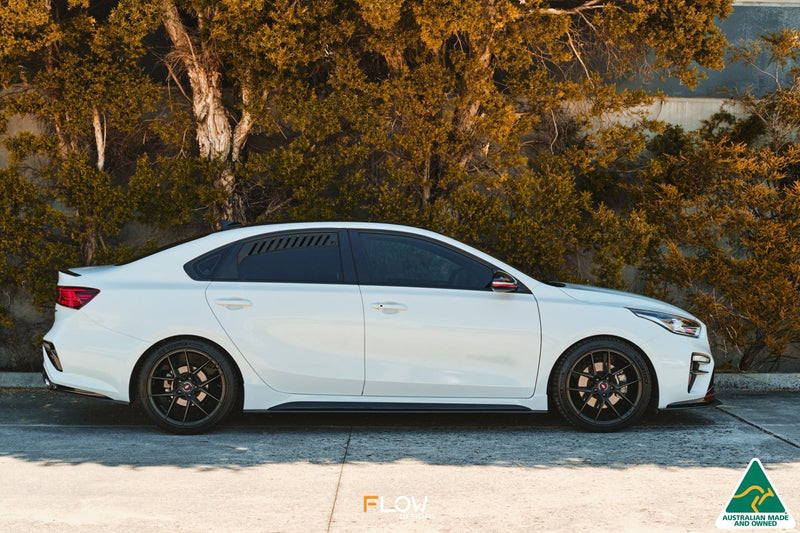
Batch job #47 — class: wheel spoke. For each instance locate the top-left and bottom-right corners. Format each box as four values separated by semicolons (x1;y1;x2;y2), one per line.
150;375;175;381
150;392;176;398
594;398;605;421
571;370;595;379
199;374;221;387
189;397;210;417
197;387;220;403
611;364;632;377
568;386;594;393
184;350;192;374
614;392;636;407
191;359;212;377
182;401;190;423
579;392;595;413
603;351;610;374
166;354;178;379
606;399;622;418
165;395;178;419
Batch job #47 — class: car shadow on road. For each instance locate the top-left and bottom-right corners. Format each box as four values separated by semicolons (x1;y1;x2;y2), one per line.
1;389;798;469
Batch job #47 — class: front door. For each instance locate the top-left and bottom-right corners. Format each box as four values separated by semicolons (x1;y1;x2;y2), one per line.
351;230;541;398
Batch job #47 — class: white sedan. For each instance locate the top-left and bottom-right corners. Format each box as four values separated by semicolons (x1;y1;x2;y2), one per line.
42;222;715;433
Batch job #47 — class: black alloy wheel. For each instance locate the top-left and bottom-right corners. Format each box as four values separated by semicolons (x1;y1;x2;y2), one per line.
552;338;652;432
137;339;238;434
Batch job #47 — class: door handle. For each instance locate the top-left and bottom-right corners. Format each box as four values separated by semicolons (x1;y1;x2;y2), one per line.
214;298;252;310
371;301;407;314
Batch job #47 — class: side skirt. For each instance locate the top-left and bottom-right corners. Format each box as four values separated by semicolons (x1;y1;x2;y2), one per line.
263;402;536;413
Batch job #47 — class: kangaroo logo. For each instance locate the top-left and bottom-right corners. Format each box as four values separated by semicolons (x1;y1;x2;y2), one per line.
733;485;775;513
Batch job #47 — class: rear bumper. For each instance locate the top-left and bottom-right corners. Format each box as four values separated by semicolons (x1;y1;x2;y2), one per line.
42;368;116;401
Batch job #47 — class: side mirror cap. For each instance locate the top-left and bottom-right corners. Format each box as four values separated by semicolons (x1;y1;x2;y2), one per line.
491;271;518;293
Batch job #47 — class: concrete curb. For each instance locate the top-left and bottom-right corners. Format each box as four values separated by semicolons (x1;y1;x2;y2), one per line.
714;372;800;391
1;371;800;390
0;372;46;389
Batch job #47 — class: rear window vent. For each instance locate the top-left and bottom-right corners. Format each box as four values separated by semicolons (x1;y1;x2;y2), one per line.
236;231;343;283
243;232;338;258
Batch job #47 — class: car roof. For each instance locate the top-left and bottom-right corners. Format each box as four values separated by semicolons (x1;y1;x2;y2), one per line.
130;221;459;268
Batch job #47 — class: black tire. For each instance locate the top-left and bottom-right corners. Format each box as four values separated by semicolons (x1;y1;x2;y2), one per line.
551;338;652;432
137;339;238;434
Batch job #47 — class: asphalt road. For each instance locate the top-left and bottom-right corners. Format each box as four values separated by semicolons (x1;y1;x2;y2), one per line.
1;389;798;532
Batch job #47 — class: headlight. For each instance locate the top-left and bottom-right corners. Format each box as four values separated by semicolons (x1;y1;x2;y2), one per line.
629;308;701;337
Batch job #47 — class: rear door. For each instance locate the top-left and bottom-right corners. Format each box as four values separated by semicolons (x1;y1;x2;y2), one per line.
204;229;365;395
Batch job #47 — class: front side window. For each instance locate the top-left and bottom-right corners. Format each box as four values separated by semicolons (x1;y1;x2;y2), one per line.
355;232;492;290
237;232;343;283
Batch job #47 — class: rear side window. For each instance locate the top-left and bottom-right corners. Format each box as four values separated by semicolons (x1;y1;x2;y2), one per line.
237;232;343;283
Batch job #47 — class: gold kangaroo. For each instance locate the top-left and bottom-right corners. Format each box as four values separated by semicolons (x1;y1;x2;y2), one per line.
733;485;775;513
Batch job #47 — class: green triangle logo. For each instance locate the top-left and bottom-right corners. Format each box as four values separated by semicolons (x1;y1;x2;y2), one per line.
726;459;785;513
717;459;795;529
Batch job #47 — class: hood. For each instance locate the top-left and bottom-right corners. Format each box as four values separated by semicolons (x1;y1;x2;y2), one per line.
554;283;696;318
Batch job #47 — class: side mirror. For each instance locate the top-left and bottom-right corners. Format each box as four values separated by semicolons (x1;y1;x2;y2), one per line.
491;271;518;293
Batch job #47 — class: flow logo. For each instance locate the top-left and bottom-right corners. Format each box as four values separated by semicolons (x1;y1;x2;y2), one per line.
717;459;795;529
363;495;429;514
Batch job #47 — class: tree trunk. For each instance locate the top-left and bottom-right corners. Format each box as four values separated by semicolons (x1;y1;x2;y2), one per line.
160;1;244;222
454;46;493;169
92;107;106;172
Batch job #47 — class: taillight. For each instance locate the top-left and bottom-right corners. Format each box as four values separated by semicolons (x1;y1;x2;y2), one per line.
57;287;100;309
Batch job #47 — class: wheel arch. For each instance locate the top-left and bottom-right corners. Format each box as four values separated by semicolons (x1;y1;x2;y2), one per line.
128;334;245;408
546;334;660;412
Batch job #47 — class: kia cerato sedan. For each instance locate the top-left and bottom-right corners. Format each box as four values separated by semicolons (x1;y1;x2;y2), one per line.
42;222;716;434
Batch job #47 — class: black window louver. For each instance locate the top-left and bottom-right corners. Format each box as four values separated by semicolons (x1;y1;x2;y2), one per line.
242;232;338;259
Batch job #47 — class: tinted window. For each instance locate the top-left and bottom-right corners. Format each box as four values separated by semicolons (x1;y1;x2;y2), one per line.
356;232;492;290
237;232;343;283
194;253;223;277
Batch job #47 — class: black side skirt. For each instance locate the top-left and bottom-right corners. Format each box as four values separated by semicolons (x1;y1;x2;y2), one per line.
265;402;534;414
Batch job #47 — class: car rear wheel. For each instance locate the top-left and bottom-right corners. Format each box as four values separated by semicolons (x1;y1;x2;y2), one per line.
551;338;652;432
137;339;238;434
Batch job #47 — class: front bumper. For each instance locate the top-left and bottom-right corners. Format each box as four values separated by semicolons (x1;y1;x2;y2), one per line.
665;373;719;409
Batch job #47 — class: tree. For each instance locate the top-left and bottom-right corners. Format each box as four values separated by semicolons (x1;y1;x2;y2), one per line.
259;0;729;278
637;31;800;369
149;0;344;222
0;0;159;329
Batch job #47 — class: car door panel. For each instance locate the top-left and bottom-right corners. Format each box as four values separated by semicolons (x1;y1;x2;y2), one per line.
360;285;540;397
207;282;364;395
205;229;364;396
351;230;541;398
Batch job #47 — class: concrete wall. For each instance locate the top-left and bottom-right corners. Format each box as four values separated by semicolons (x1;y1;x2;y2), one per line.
623;4;800;98
636;97;743;131
0;114;41;169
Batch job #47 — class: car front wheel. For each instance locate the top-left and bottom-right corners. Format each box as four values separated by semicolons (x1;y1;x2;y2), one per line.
137;339;238;434
551;338;652;432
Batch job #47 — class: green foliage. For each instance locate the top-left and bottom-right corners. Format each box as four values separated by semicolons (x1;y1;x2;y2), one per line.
0;0;160;332
634;30;800;370
0;167;59;324
638;129;800;370
130;155;230;227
